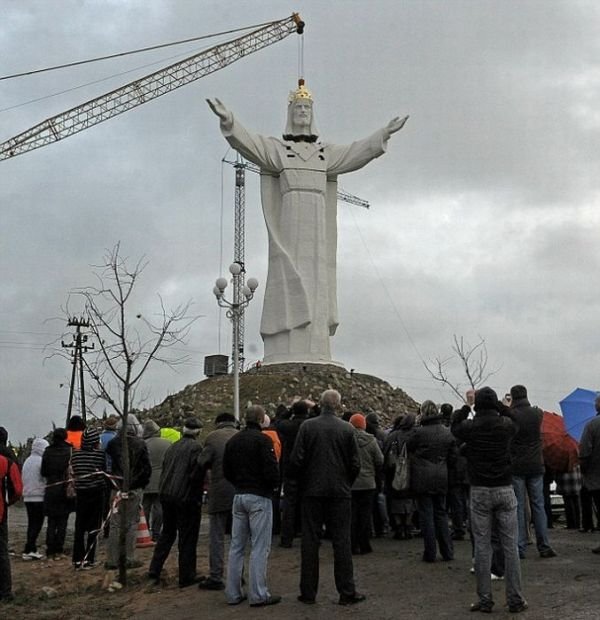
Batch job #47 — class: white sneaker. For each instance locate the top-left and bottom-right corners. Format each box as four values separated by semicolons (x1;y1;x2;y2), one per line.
29;551;44;560
491;573;504;581
22;553;33;561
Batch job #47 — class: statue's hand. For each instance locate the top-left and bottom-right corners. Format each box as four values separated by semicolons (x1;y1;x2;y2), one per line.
387;115;409;135
206;98;230;122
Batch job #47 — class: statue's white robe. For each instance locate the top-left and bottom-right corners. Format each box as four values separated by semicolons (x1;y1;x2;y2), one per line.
221;116;390;364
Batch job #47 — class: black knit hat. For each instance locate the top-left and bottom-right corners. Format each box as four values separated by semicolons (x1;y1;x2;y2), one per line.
215;412;236;425
475;386;499;412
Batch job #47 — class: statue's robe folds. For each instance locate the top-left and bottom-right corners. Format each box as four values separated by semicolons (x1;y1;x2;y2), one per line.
221;116;391;364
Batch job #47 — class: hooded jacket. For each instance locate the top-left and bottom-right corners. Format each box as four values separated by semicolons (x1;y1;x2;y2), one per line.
352;428;384;491
22;438;48;502
451;387;518;487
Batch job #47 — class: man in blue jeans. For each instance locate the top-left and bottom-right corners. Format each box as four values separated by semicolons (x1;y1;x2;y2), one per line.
223;405;280;607
507;384;557;560
452;386;528;614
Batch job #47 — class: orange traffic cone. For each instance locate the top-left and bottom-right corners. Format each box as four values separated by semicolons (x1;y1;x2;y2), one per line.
136;507;154;548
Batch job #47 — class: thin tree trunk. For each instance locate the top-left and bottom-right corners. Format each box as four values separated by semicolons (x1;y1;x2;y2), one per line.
118;387;131;585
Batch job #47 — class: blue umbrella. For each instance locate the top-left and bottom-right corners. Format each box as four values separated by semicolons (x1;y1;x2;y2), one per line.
559;388;599;441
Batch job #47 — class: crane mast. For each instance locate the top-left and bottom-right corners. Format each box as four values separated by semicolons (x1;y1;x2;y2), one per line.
0;13;304;160
233;161;246;372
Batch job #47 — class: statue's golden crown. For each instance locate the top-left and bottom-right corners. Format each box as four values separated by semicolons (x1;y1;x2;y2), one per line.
288;79;313;104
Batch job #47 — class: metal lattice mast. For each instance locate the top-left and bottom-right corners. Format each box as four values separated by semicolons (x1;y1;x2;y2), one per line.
233;160;246;372
0;13;304;160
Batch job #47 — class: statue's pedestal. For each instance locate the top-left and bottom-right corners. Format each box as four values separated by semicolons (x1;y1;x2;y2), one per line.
261;356;345;369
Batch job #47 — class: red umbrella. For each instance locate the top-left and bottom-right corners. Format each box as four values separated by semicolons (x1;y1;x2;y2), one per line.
541;411;579;473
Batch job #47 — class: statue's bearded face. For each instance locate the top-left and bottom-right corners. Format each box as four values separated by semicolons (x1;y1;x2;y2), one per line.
291;100;312;131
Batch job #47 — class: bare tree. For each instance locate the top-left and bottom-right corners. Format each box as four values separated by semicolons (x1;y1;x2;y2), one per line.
72;243;197;585
424;335;500;404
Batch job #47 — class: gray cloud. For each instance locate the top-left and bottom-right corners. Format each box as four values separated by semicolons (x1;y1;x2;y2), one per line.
3;1;600;439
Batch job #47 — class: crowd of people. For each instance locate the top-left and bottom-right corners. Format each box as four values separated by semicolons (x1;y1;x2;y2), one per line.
1;384;599;613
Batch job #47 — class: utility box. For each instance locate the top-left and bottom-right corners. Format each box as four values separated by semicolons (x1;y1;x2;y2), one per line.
204;354;229;377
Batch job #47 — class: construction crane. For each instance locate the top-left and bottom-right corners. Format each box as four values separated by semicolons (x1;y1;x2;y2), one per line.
1;13;305;385
222;156;369;373
0;13;304;160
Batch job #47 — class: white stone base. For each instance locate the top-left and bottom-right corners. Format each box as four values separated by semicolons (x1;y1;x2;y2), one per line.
262;354;345;368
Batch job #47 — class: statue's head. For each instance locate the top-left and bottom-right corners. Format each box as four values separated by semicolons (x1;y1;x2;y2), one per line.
283;79;318;142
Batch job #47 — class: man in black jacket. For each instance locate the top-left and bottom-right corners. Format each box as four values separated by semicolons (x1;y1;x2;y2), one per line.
278;399;311;548
148;417;204;587
452;386;527;614
223;405;280;607
507;384;556;559
289;389;364;606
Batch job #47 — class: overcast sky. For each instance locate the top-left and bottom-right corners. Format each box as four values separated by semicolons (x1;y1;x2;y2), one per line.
2;0;599;441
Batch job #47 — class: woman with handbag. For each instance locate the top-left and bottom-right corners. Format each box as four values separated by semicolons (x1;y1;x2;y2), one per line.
383;414;416;540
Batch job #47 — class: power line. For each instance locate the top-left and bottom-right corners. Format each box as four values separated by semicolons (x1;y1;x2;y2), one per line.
0;329;61;336
0;20;276;82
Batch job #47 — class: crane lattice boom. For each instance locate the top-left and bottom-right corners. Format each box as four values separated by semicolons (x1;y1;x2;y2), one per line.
0;14;303;161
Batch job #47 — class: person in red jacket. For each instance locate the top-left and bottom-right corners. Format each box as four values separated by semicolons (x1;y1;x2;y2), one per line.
0;450;23;602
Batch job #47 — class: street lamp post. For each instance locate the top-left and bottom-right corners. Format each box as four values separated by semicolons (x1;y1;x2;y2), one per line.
213;263;259;421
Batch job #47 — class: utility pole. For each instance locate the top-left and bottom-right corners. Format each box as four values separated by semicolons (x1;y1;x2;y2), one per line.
62;316;94;424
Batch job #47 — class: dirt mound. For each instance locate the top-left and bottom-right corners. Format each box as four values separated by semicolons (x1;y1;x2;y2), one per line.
136;362;420;432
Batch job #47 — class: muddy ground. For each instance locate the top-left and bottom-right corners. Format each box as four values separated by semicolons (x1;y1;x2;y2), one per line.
4;504;600;619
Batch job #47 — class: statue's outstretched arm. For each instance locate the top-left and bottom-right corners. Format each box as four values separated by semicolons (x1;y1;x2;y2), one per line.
386;115;409;136
206;98;233;130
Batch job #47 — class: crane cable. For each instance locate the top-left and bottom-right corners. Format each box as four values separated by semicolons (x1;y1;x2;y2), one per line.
0;19;280;82
0;45;210;114
216;149;231;355
297;28;305;82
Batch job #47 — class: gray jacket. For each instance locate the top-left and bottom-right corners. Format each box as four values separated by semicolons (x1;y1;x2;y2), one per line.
198;422;238;513
143;421;172;494
352;428;384;491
